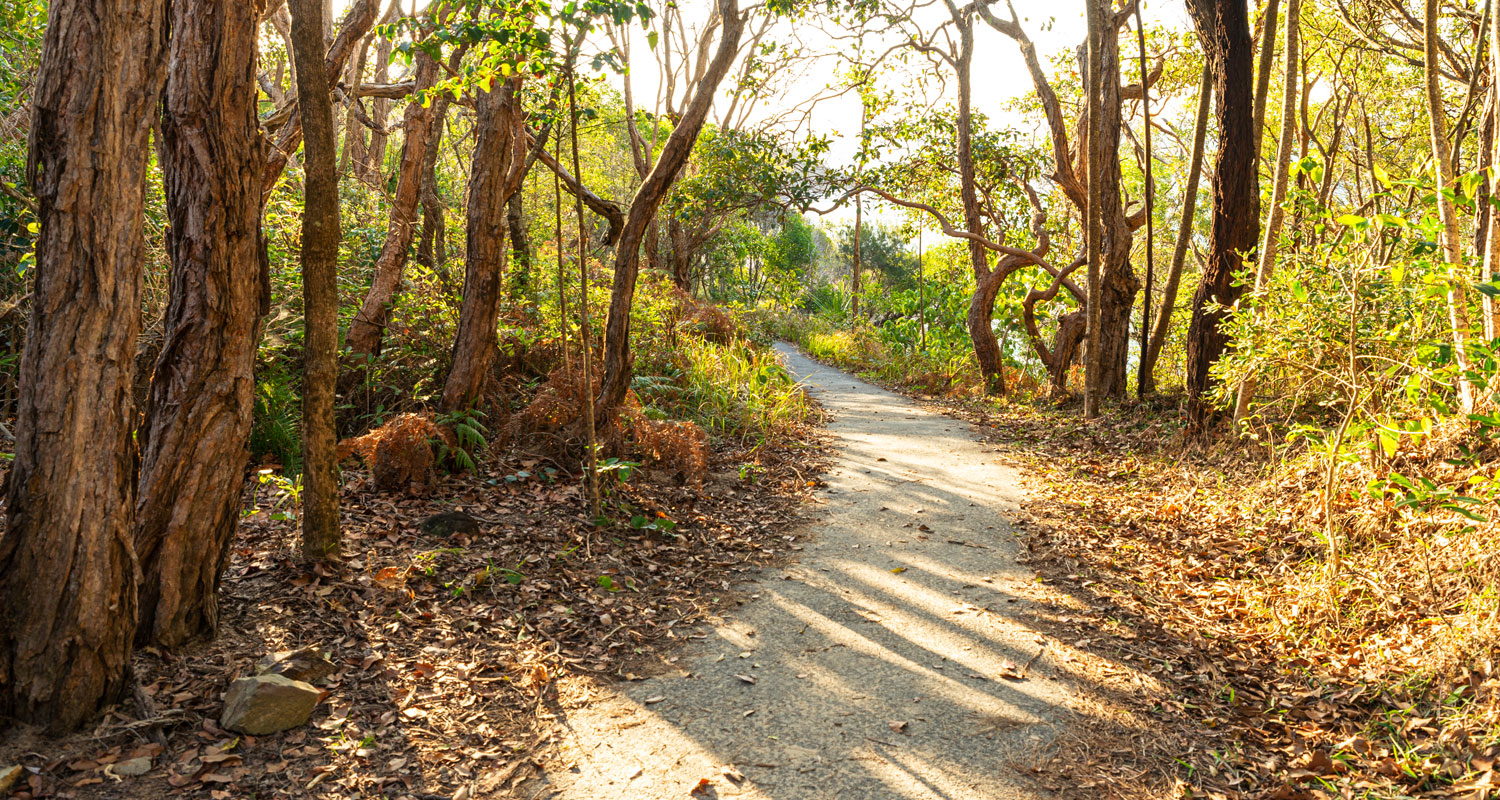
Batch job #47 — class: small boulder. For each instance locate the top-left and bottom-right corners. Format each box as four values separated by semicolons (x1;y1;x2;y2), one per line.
420;510;481;537
257;645;336;683
106;757;152;777
221;673;322;735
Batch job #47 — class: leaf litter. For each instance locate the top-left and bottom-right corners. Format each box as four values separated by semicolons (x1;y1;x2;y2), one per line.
0;429;829;799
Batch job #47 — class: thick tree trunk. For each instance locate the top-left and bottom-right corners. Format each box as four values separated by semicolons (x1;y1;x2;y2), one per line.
597;0;745;414
290;0;342;560
135;0;265;649
1184;0;1261;429
441;77;527;412
1090;5;1139;400
346;52;440;360
0;0;166;731
1050;310;1088;395
967;272;1006;395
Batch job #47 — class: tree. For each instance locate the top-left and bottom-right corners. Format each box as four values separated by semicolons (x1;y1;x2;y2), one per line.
345;47;442;360
440;75;528;412
0;0;166;730
1183;0;1261;430
597;0;747;414
1140;61;1212;394
134;0;266;647
1424;0;1476;412
262;0;379;204
289;0;342;560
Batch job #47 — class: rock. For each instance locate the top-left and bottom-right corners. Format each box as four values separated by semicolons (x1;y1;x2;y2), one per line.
107;757;152;777
0;765;24;794
420;510;481;537
220;673;322;735
257;645;336;683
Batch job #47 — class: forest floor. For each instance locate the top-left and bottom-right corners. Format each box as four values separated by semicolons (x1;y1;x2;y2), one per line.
0;383;829;798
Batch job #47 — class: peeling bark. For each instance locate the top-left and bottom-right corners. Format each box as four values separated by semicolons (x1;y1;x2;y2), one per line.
0;0;166;730
135;0;266;649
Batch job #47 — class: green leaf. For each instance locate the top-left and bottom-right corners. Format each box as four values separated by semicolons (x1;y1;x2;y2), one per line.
1379;429;1399;458
646;30;658;50
1373;163;1392;188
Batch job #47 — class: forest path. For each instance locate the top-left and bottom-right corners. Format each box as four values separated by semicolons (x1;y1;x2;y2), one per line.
529;345;1101;799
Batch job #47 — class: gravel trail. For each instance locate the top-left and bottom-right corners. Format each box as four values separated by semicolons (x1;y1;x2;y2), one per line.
531;344;1092;799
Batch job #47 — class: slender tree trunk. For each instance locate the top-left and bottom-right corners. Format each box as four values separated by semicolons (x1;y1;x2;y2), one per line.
415;94;452;287
508;189;533;295
1252;0;1281;151
135;0;265;648
1184;0;1261;430
1426;0;1476;411
1232;0;1300;425
1486;0;1500;338
953;9;1005;395
853;192;863;319
668;216;693;293
262;0;378;204
345;51;440;360
597;0;745;414
290;0;342;560
361;5;397;182
0;0;166;731
441;77;527;412
1084;0;1106;417
339;35;370;178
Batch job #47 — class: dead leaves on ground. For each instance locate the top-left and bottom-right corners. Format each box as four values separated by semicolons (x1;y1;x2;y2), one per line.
0;435;828;799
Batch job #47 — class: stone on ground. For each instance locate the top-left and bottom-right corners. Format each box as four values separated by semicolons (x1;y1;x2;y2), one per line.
220;673;322;735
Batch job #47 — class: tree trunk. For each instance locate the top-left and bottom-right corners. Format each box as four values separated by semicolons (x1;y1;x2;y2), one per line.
1427;0;1476;411
0;0;166;731
1485;0;1500;338
1251;0;1281;150
1050;310;1088;395
360;5;397;182
1084;0;1106;417
415;90;453;289
290;0;342;560
668;216;692;293
135;0;265;648
338;34;370;178
508;188;532;295
1232;0;1300;425
1090;3;1139;400
597;0;745;414
953;9;1004;395
967;271;1007;395
441;77;527;412
1184;0;1261;429
262;0;378;204
345;52;440;360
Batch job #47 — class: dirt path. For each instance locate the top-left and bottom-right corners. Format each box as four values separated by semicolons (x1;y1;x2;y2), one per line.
527;346;1106;799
